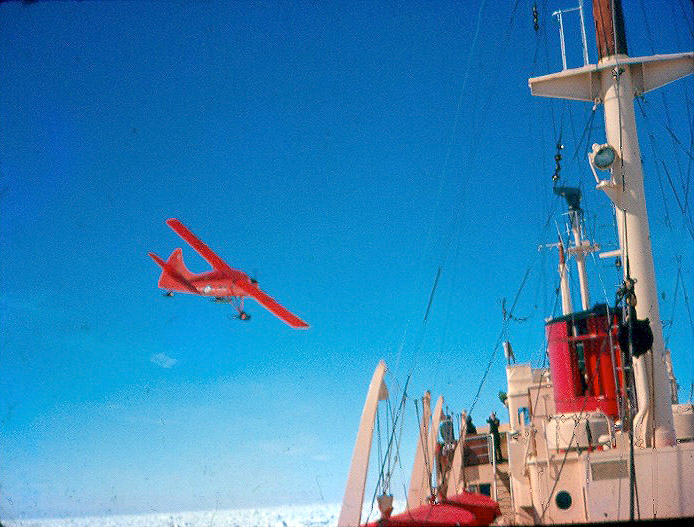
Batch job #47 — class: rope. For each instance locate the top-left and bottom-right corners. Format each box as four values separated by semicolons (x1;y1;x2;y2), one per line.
662;160;694;241
423;267;443;323
401;0;492;361
636;97;694;239
366;376;411;523
634;94;694;401
571;105;598;162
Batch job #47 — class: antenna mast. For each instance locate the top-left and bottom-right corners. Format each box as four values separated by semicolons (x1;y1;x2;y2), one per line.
552;0;590;69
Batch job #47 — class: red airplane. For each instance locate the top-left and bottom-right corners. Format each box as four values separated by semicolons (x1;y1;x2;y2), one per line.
149;218;309;329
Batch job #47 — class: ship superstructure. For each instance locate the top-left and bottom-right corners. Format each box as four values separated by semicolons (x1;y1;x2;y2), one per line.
500;0;694;521
338;0;693;524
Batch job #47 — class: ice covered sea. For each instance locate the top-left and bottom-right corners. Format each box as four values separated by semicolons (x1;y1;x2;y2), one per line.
4;503;344;527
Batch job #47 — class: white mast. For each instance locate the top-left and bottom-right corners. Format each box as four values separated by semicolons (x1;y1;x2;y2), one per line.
555;186;599;311
567;207;592;310
558;237;573;315
406;391;432;509
528;0;693;447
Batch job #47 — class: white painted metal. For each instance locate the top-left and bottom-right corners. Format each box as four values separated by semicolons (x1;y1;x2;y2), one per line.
338;360;389;527
553;9;568;70
523;441;694;522
528;52;693;102
544;412;610;451
672;404;694;441
577;0;589;67
429;396;444;495
596;55;675;447
447;411;465;498
505;364;534;433
552;2;590;69
558;239;573;315
572;443;694;521
406;391;432;509
529;51;693;448
489;433;497;501
567;209;594;311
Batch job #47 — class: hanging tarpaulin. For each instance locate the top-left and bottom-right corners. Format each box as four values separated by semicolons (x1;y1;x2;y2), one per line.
363;491;500;527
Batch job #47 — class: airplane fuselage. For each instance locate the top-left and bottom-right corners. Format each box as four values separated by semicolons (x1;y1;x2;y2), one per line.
179;269;252;298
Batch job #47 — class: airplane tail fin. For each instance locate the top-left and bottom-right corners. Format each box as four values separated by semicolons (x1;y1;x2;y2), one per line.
165;248;194;280
149;249;197;292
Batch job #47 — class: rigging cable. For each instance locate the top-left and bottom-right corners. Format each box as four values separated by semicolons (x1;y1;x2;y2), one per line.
423;267;443;323
397;0;492;388
635;100;694;164
366;375;411;522
675;0;694;40
398;0;525;441
636;97;694;239
605;2;643;516
422;0;525;397
468;265;532;417
634;91;694;402
571;105;598;162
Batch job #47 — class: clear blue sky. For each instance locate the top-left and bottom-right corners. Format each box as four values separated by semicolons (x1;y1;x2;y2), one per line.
1;0;692;520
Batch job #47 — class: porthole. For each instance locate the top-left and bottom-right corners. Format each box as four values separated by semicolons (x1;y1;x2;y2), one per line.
555;490;572;510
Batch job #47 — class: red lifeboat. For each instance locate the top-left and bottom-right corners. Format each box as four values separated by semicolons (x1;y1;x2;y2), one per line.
363;492;501;527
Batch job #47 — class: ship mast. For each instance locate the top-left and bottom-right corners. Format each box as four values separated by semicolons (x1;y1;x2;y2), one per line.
558;237;573;315
554;186;598;312
529;0;693;447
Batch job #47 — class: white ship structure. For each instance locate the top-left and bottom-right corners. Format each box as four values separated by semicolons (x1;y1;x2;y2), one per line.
338;0;694;524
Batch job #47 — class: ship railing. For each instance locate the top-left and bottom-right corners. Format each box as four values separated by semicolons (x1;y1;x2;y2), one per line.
462;433;493;466
460;433;508;502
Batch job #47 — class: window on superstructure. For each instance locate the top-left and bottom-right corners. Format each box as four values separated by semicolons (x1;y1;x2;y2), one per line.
468;483;492;497
576;341;589;395
518;406;530;427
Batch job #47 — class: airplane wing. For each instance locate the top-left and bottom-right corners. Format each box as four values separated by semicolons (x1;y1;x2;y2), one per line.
165;218;234;274
236;280;309;329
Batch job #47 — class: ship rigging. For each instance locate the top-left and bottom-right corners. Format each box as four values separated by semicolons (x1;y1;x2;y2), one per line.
338;0;693;525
